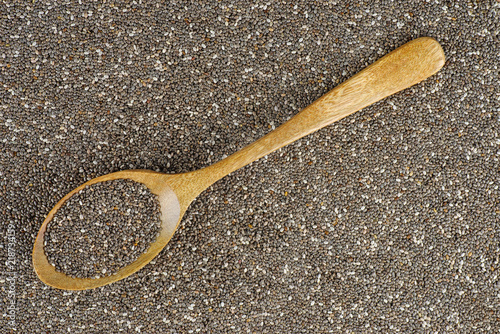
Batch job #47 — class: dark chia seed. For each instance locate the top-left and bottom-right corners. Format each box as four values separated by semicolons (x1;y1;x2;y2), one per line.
3;0;500;332
44;179;162;279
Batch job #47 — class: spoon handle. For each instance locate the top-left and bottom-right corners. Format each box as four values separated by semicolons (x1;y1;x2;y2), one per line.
193;37;445;193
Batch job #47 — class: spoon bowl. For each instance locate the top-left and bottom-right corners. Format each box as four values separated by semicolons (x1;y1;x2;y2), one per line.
33;37;445;290
33;170;183;290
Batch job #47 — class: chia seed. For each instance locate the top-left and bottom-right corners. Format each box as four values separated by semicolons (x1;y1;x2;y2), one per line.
1;0;499;332
44;179;162;279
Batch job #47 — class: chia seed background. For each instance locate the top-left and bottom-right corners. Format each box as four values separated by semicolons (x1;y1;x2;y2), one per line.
1;1;499;333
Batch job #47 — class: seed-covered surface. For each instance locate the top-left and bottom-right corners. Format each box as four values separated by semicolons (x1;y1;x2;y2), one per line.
1;0;500;333
44;179;162;279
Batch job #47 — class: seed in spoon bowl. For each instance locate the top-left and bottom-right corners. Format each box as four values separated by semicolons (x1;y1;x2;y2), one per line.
43;179;162;279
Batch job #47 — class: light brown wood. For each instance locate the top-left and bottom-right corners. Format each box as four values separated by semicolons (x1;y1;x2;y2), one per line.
33;37;445;290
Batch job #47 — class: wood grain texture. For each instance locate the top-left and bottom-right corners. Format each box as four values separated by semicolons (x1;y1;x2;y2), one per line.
33;37;445;290
193;37;445;191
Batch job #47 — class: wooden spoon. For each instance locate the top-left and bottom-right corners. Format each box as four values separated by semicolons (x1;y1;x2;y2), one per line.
33;37;445;290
